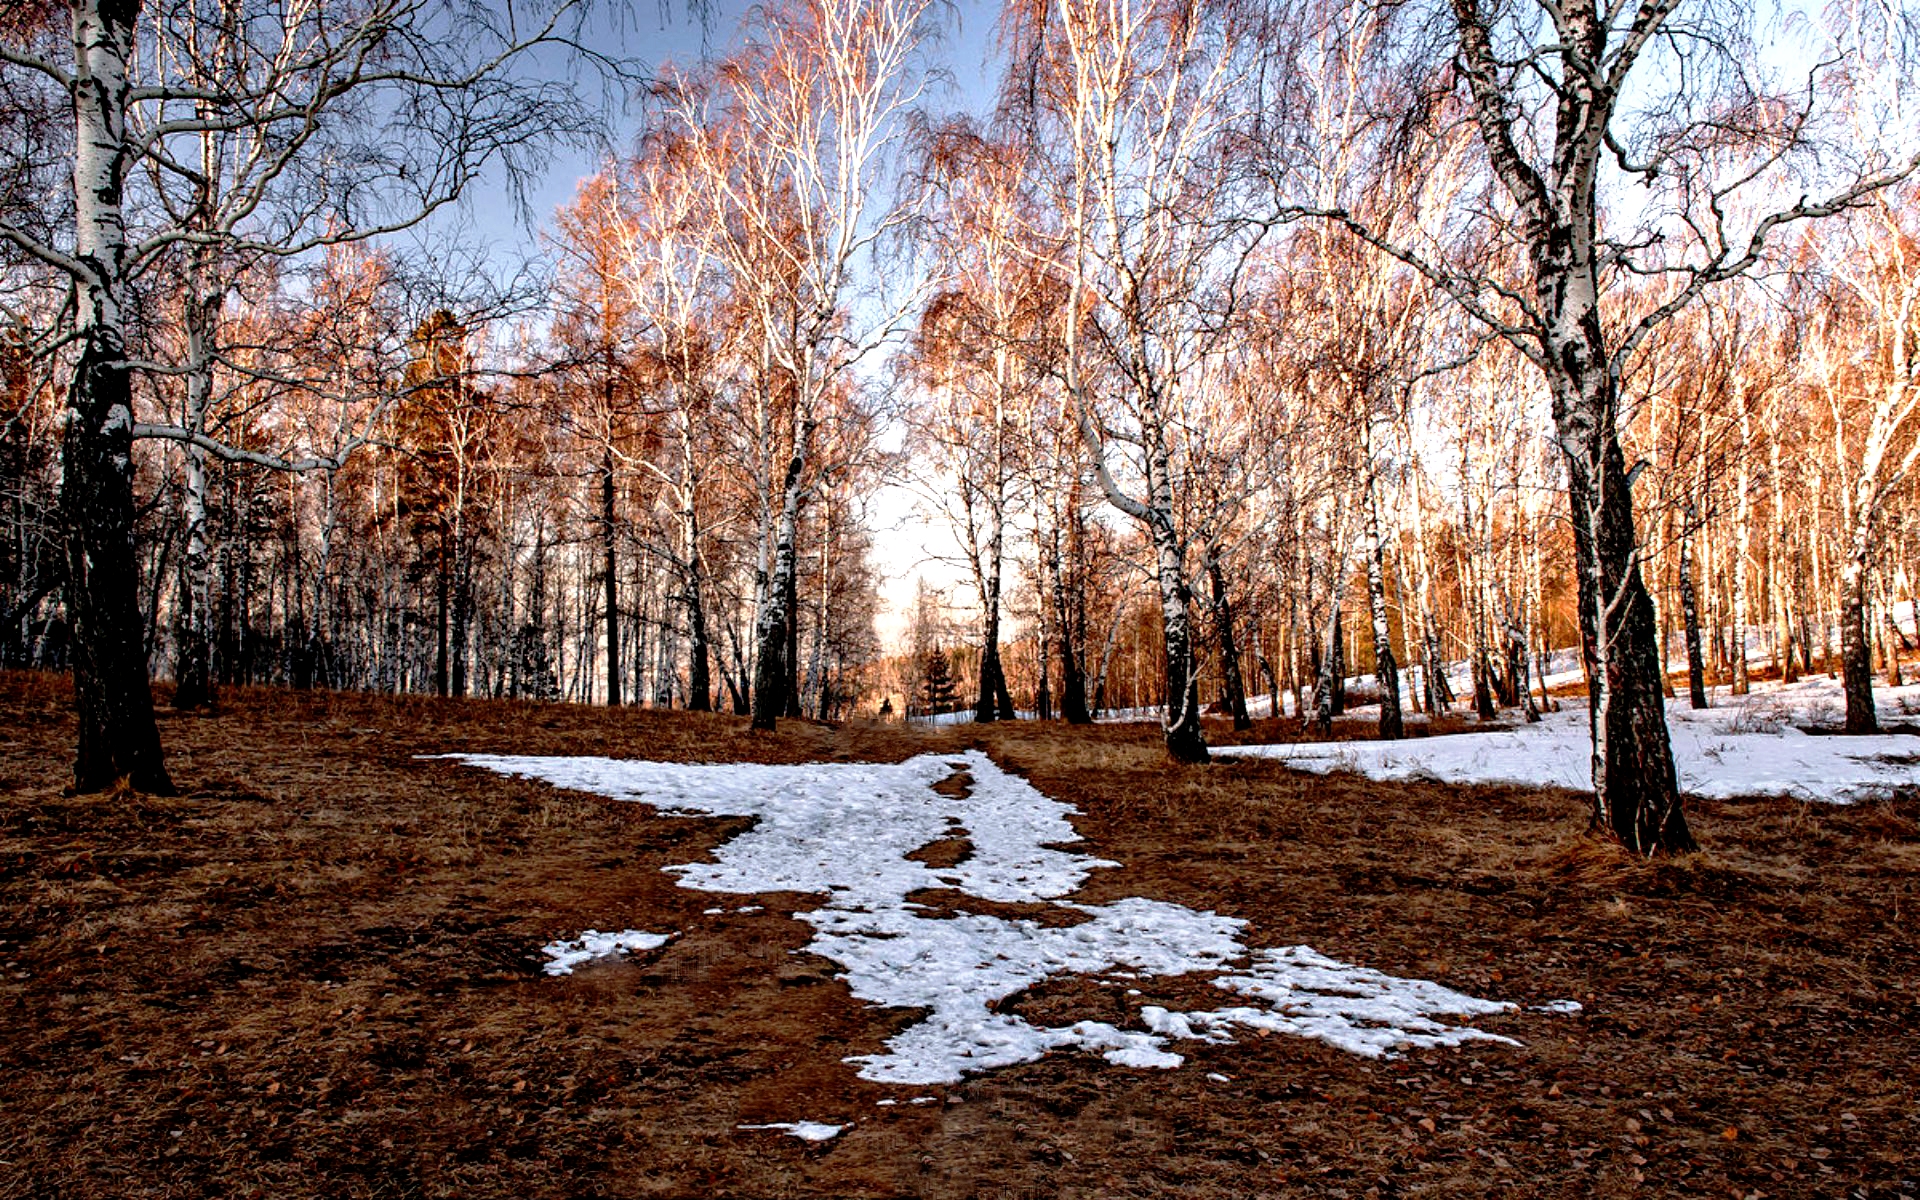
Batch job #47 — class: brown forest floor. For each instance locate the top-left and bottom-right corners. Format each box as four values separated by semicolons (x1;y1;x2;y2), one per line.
1;670;1917;1200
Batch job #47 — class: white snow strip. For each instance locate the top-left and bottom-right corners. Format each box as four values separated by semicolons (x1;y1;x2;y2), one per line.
1530;999;1584;1014
738;1122;845;1142
1139;946;1519;1059
1218;677;1920;804
450;750;1530;1084
539;929;672;976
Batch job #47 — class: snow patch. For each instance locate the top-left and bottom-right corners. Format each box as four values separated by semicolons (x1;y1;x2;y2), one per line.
451;750;1529;1084
738;1121;845;1142
1530;999;1584;1014
1139;946;1519;1059
1218;677;1920;803
539;929;672;976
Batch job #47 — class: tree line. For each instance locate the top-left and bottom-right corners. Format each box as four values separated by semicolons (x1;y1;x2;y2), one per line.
2;0;1917;858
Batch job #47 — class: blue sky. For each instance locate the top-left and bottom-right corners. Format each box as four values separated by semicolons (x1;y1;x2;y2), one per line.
441;0;1010;647
458;0;1009;266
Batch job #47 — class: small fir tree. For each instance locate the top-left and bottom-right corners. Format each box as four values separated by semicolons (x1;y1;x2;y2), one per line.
921;646;960;714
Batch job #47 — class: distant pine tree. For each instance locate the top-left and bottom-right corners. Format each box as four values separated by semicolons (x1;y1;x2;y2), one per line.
513;623;559;702
921;646;960;714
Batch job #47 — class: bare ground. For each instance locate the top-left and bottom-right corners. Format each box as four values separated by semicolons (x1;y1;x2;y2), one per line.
1;670;1916;1199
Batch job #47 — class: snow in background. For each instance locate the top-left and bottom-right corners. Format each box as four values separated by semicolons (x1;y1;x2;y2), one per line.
1218;675;1920;803
451;750;1531;1086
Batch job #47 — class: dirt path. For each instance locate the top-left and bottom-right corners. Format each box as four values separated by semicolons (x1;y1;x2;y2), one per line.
2;672;1915;1198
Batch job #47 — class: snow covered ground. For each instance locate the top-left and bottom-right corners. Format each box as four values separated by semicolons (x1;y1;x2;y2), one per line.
1218;676;1920;803
448;750;1546;1089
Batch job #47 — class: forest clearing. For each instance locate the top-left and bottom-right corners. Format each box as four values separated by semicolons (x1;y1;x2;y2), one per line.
2;668;1917;1199
7;0;1920;1194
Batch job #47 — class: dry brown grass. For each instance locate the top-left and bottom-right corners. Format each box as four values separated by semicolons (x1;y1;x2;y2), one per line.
1;670;1916;1199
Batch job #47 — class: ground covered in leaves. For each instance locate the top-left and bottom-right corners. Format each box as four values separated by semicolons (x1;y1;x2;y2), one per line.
1;669;1917;1199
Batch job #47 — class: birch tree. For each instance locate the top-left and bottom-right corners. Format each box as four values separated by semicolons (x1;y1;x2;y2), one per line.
1802;190;1920;733
0;0;603;790
1016;0;1270;762
666;0;929;730
1295;0;1920;854
907;122;1053;722
608;134;732;712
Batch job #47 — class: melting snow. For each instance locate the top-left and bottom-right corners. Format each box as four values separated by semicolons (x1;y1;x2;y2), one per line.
1531;999;1585;1014
738;1121;845;1142
451;750;1529;1084
539;929;672;976
1218;678;1920;803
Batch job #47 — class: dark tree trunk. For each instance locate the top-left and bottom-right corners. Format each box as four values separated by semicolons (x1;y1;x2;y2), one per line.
61;0;172;793
685;580;711;713
1472;649;1496;719
1051;524;1091;724
1564;384;1694;854
449;531;471;698
975;602;1006;722
1881;606;1904;687
1443;0;1691;855
432;531;450;698
1680;516;1709;710
1362;490;1402;740
1507;615;1539;723
1034;629;1052;721
975;643;1012;722
751;444;805;731
1158;567;1209;763
1841;560;1877;733
974;479;1016;722
783;563;801;719
64;345;174;794
1147;511;1207;764
601;450;621;707
1206;553;1251;731
1328;607;1346;717
682;484;711;711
